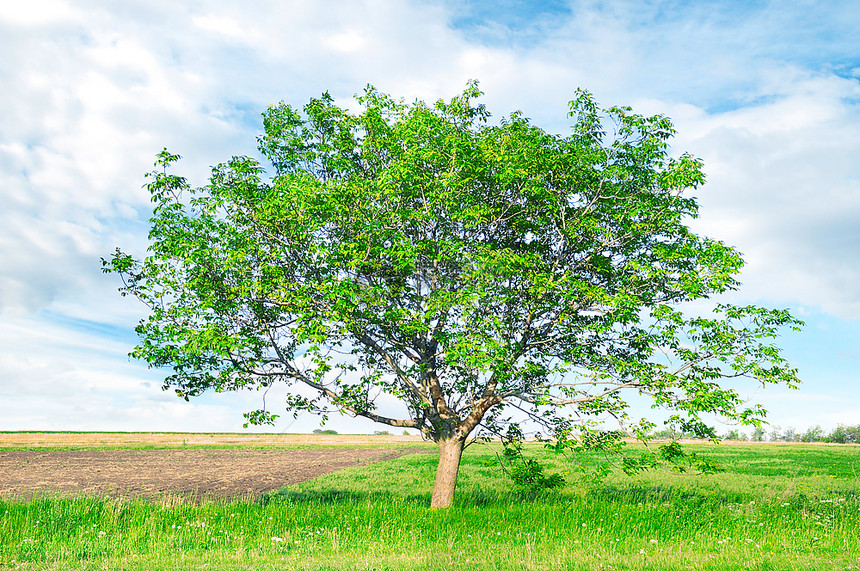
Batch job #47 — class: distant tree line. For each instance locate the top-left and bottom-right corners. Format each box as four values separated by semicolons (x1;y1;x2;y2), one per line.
648;425;860;443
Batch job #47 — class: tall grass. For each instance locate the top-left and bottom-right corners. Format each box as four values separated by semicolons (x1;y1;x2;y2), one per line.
1;443;858;570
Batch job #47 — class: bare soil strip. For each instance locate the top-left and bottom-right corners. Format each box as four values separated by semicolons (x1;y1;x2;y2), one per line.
0;447;429;501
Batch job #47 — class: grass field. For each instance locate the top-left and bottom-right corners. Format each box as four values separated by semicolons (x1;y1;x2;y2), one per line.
0;431;430;451
1;436;858;570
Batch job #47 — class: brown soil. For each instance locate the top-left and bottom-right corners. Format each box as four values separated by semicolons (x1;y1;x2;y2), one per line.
0;434;433;501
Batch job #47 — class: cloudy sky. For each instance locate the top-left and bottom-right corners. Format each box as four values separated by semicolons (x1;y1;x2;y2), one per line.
1;0;858;435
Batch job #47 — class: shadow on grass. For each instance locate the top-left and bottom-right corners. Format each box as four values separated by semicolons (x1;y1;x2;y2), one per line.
259;488;428;506
260;482;857;512
261;456;792;508
261;484;749;509
262;486;579;508
587;484;749;506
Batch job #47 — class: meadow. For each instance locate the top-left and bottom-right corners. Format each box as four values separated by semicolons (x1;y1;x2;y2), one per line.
0;436;858;570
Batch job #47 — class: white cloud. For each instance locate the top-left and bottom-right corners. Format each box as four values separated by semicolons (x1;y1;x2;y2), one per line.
324;30;368;53
0;0;78;26
191;14;247;39
668;72;860;317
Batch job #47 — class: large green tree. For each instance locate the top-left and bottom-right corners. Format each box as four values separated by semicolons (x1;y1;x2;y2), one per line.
105;83;800;507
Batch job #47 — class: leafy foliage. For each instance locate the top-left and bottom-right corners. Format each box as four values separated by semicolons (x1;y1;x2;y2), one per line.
104;82;801;505
620;441;723;476
494;434;566;494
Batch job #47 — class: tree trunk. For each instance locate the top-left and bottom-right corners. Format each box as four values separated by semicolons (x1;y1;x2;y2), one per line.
430;437;465;508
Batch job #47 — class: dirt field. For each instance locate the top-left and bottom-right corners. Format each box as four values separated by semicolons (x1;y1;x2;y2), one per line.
0;433;432;501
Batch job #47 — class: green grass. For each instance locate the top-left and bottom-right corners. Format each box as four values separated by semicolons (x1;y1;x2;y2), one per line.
1;443;858;570
0;432;435;451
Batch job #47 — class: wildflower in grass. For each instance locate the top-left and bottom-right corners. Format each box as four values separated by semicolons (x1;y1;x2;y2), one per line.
271;536;284;542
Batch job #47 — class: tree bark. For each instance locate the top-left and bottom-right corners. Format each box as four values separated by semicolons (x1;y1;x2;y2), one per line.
430;437;465;508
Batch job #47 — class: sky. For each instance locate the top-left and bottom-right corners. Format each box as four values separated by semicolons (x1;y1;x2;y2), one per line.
0;0;858;435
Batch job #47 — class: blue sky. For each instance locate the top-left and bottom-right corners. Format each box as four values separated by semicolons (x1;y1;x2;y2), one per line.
1;0;858;434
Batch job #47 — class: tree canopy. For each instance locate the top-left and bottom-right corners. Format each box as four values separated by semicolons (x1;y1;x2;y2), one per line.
105;82;801;507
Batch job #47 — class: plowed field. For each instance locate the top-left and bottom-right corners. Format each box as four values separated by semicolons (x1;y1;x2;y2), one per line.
0;432;431;501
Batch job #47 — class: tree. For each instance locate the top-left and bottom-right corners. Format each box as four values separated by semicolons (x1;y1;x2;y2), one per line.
827;424;860;444
800;425;824;442
724;429;748;441
769;425;784;442
104;83;801;508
